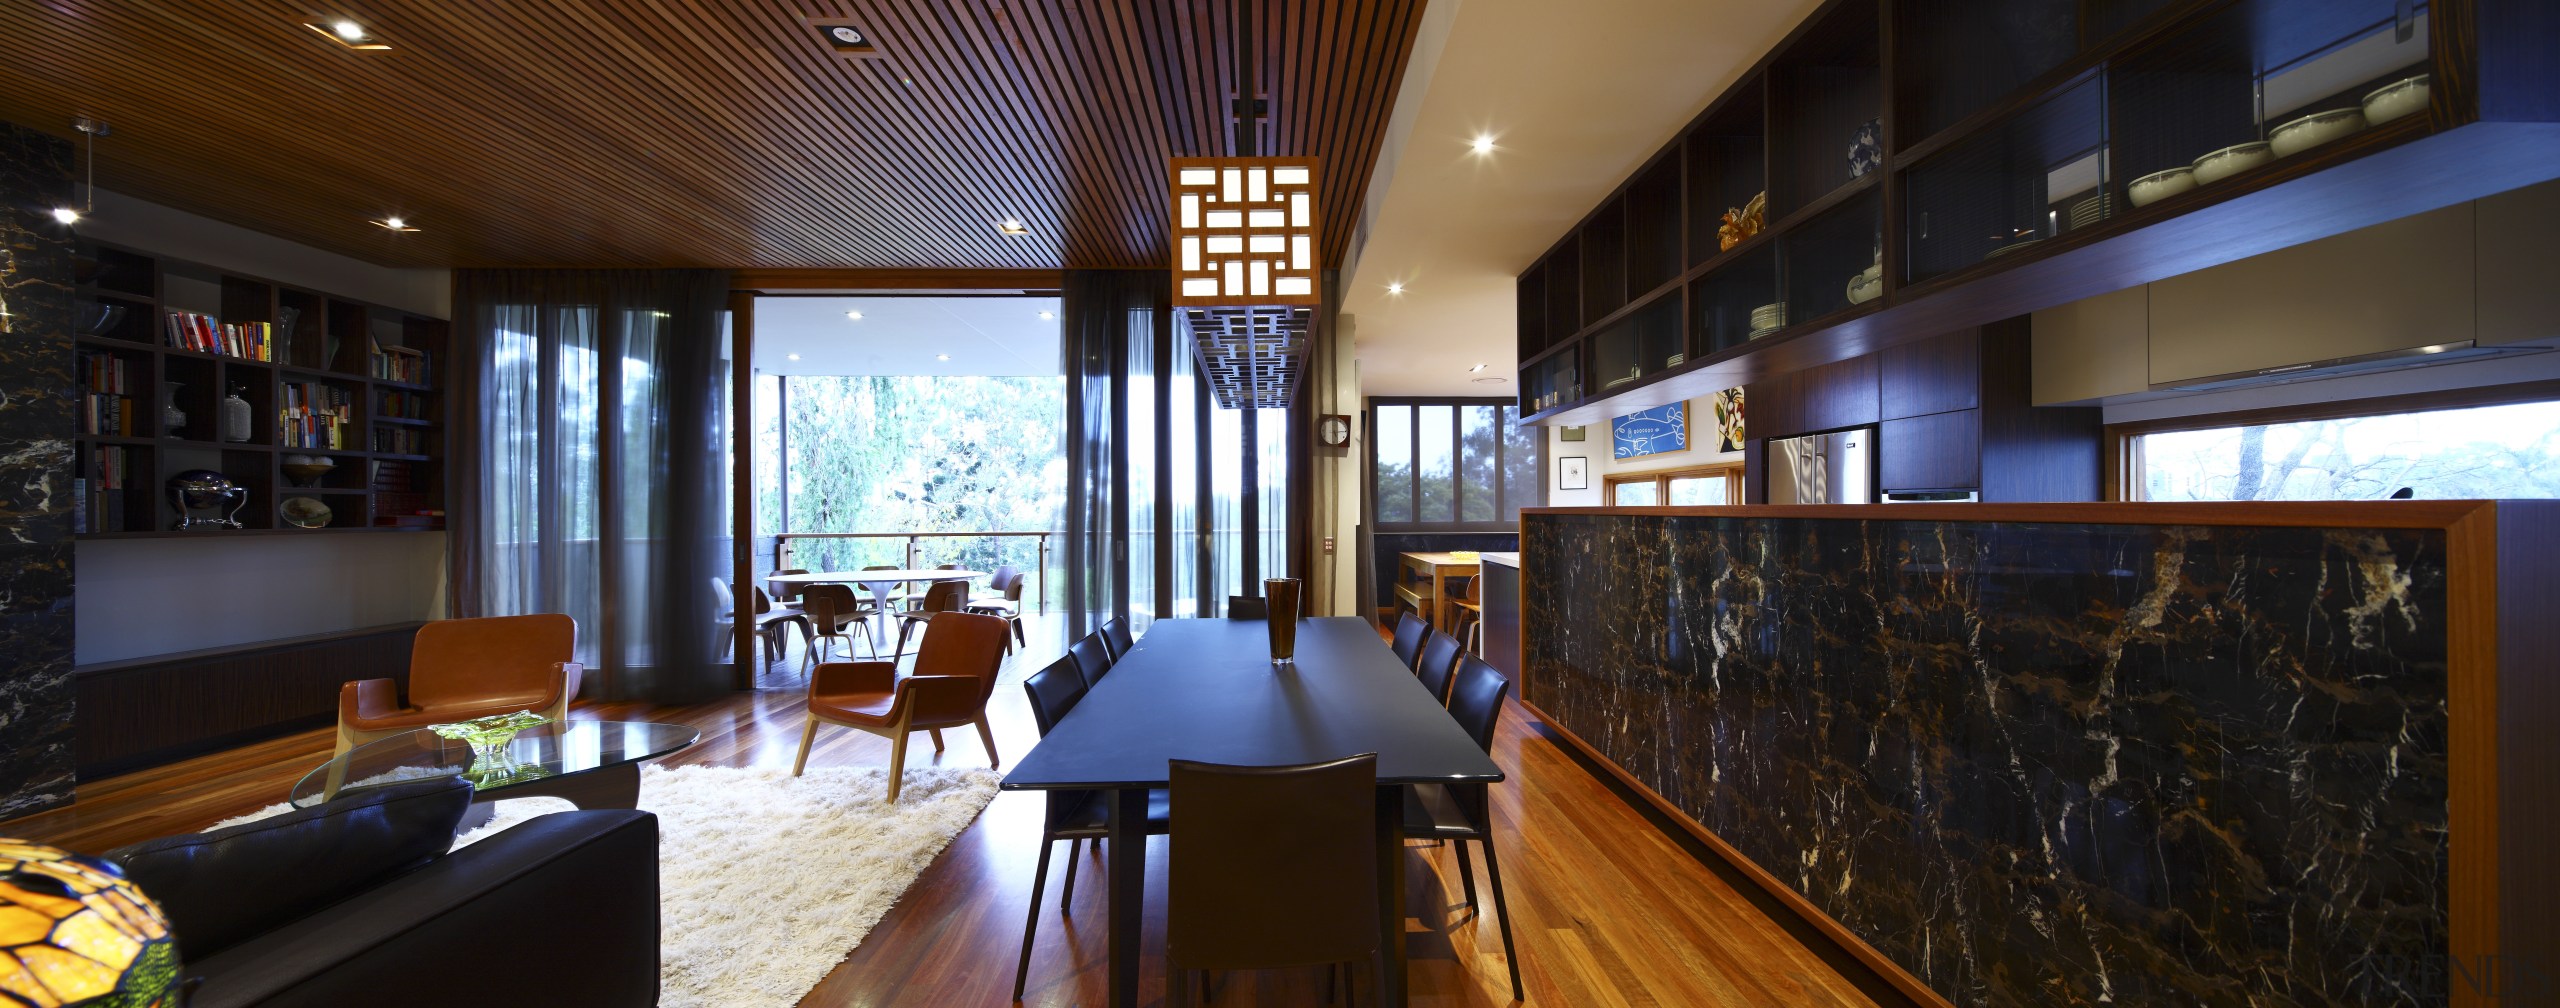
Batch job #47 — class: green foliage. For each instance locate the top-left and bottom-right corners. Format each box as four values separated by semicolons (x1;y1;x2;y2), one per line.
767;376;1067;603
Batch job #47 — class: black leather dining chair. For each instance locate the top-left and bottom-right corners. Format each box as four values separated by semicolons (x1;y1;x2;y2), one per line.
1166;753;1381;1006
1101;616;1136;659
1013;656;1172;1000
1226;595;1268;618
1068;632;1115;688
1414;630;1463;706
1390;611;1429;670
1404;655;1522;1001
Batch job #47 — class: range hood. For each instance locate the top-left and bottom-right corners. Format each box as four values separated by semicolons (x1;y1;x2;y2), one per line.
2148;341;2548;394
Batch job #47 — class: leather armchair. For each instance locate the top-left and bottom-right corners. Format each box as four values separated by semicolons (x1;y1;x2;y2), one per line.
791;610;1009;801
337;613;583;757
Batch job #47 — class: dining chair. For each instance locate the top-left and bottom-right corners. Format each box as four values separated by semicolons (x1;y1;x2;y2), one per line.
1012;656;1173;1001
1226;595;1268;619
1402;656;1521;1001
1448;574;1484;656
335;614;582;757
1415;630;1463;706
1101;616;1135;659
766;567;811;605
1068;632;1115;688
966;567;1028;652
858;564;910;624
712;577;809;667
793;610;1008;801
893;580;974;661
800;584;875;666
1165;753;1380;1006
753;586;813;666
1390;611;1430;671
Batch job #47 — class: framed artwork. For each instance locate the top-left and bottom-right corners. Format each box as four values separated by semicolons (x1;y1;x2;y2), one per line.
1558;456;1589;490
1559;425;1586;442
1612;403;1688;459
1713;387;1746;451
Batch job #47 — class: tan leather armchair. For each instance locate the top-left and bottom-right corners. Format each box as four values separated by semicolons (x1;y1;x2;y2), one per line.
336;614;583;757
791;610;1008;801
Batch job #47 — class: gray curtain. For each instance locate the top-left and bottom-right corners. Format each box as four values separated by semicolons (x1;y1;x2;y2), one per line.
450;269;731;704
1061;270;1170;637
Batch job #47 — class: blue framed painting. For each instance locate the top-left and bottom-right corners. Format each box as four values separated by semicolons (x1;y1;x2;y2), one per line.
1612;402;1688;459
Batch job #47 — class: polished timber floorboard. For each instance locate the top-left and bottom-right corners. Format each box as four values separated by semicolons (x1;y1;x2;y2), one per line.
4;616;1898;1007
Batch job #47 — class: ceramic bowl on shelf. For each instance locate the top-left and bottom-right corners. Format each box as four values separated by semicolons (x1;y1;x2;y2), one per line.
1984;238;2044;261
2192;142;2273;186
2127;167;2195;208
280;496;332;529
2270;108;2366;158
1846;274;1882;305
2363;74;2429;125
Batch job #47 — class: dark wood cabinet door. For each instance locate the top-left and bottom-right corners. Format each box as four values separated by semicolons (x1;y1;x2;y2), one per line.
1745;372;1805;440
1881;409;1982;491
1800;354;1879;433
1880;329;1981;420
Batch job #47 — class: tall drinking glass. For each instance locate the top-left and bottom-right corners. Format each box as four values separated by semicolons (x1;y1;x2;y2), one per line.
1264;577;1301;663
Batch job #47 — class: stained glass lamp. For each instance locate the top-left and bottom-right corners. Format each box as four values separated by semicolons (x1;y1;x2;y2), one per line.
0;840;180;1007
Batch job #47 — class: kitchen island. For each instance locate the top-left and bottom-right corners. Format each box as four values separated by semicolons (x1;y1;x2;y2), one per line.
1520;502;2555;1008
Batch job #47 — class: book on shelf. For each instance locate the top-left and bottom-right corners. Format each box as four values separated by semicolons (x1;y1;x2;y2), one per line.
78;350;139;435
371;427;430;455
161;312;275;361
378;389;430;420
371;345;430;384
71;478;86;535
278;381;355;449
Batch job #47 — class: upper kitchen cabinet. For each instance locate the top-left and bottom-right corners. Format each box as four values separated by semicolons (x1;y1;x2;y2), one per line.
1514;0;2560;426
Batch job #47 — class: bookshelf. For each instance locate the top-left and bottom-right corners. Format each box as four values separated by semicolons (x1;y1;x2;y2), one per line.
69;240;449;538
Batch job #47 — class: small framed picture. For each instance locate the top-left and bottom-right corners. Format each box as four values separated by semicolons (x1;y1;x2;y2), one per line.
1559;425;1587;442
1559;456;1589;490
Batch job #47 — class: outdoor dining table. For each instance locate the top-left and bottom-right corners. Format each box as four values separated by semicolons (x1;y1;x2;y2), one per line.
1002;616;1506;1007
767;568;987;644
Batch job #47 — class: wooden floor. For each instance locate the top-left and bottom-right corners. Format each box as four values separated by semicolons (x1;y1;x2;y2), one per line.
3;614;1903;1007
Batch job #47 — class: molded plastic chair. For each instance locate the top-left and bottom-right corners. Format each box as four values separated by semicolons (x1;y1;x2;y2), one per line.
1404;656;1522;1001
336;614;582;757
792;611;1007;801
1415;630;1463;706
893;580;974;661
800;583;876;665
1389;611;1429;670
966;567;1028;652
1012;657;1173;1000
1166;754;1381;1005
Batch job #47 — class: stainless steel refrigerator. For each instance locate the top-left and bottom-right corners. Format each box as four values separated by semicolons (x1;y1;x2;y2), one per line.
1765;428;1873;504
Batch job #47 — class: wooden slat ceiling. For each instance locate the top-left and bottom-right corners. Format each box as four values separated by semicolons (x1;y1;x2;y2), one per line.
0;0;1424;270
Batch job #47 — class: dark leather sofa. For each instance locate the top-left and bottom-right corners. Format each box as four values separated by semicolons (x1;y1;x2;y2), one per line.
106;776;658;1007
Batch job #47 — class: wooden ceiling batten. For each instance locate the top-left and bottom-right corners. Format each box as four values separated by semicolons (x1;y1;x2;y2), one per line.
0;0;1424;270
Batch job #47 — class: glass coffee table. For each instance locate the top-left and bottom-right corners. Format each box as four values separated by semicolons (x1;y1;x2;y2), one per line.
290;721;700;824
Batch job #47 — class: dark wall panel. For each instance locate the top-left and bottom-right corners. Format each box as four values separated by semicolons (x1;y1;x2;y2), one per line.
0;120;77;818
74;623;421;778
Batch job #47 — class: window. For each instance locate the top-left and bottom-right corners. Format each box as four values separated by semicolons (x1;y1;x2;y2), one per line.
1604;462;1743;507
2113;387;2560;501
1369;398;1540;530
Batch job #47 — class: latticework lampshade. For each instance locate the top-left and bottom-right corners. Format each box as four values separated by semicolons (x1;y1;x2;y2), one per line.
0;840;180;1007
1170;157;1321;308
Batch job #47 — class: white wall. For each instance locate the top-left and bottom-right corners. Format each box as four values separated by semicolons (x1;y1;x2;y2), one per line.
1546;398;1744;507
76;535;450;664
71;192;454;664
75;189;449;317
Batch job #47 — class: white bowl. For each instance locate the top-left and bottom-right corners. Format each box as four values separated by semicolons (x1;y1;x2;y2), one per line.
2192;142;2273;186
2363;74;2429;125
1845;275;1882;305
1858;262;1882;285
2270;108;2366;158
2127;167;2195;207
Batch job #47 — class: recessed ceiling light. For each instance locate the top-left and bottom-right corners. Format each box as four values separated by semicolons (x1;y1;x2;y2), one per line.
997;219;1031;236
785;353;802;361
1386;282;1404;294
1470;134;1496;154
1472;376;1510;384
845;310;864;320
936;354;951;361
50;207;79;225
305;19;390;49
370;216;418;232
1467;363;1488;372
1037;310;1055;320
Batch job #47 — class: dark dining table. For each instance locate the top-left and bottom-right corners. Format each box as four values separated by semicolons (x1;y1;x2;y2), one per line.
1001;616;1505;1007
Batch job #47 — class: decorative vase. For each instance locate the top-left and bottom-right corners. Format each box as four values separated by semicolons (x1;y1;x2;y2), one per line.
1264;577;1302;663
428;711;554;788
221;384;253;442
1848;118;1882;179
160;382;186;434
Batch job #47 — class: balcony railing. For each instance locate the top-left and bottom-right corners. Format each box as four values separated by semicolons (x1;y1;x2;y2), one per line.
773;531;1054;612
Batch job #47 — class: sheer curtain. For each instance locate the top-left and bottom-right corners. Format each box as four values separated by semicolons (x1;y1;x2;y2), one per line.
450;270;731;704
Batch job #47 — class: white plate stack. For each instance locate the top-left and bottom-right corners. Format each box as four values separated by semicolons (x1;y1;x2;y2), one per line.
1748;302;1786;339
2067;192;2112;232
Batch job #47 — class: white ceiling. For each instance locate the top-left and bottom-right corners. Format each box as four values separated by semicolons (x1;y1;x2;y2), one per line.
1341;0;1823;398
751;296;1063;376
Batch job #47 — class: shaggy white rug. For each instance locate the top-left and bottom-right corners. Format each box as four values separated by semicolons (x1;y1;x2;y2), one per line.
215;764;999;1007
